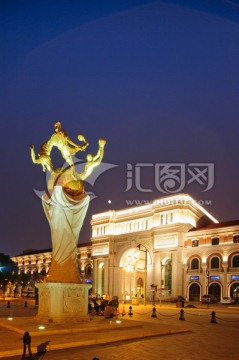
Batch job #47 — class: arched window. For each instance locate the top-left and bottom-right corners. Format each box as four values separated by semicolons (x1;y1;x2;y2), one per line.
191;258;199;270
232;255;239;268
211;257;220;269
85;264;92;276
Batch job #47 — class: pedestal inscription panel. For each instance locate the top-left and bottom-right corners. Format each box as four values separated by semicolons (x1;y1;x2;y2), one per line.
36;283;92;323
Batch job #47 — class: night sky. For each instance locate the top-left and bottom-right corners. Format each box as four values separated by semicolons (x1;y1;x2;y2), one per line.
1;0;239;257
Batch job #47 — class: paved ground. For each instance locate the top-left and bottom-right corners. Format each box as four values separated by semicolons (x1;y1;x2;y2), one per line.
0;298;239;359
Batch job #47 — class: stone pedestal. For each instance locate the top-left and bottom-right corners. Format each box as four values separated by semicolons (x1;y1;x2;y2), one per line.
36;282;92;324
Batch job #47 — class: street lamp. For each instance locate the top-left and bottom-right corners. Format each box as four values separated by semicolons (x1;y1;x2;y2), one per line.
207;271;210;308
136;244;148;306
150;284;157;306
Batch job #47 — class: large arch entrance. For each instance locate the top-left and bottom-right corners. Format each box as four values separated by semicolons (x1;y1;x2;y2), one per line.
189;282;200;301
209;282;221;301
120;247;148;301
230;282;239;303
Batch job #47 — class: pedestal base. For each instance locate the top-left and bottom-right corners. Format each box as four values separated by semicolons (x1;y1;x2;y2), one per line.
36;282;92;324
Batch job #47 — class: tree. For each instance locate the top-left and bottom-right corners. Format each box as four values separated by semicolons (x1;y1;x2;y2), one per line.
0;253;18;285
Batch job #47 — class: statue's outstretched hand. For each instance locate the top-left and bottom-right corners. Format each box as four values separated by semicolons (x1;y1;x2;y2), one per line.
99;139;106;147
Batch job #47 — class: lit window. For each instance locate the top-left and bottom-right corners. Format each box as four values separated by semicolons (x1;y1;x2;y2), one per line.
192;240;199;247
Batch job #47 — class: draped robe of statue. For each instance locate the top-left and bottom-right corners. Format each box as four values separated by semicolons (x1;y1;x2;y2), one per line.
42;185;90;283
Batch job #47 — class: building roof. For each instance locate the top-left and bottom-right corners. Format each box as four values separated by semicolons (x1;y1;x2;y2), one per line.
190;219;239;232
14;242;92;257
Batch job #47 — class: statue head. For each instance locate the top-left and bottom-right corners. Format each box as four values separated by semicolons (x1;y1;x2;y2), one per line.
54;122;61;132
86;154;93;162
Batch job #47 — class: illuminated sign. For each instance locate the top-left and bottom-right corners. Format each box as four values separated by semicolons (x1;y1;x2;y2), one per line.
232;275;239;280
190;276;199;281
210;276;220;281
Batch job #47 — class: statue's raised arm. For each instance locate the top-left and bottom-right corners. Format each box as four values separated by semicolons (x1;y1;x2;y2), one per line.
77;138;106;181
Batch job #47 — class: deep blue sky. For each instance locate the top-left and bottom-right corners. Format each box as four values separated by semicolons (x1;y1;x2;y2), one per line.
1;0;239;256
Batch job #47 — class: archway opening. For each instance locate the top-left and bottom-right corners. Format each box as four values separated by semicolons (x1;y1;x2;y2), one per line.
189;282;200;301
209;282;221;301
120;248;148;300
230;282;239;303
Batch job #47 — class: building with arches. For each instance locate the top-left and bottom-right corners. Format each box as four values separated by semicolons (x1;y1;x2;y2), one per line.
11;194;239;303
91;194;239;303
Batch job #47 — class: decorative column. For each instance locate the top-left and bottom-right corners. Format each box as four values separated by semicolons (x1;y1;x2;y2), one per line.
222;261;228;297
92;259;98;294
171;252;178;295
202;265;208;295
104;258;109;296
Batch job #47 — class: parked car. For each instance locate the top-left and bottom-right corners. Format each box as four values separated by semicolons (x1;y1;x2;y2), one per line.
201;294;218;304
221;297;235;304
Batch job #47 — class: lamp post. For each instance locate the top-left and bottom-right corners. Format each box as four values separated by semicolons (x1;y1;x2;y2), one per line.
207;271;210;308
136;244;148;306
207;271;210;294
150;284;157;306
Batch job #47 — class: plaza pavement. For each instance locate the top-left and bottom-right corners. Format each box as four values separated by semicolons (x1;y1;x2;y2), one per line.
0;298;239;359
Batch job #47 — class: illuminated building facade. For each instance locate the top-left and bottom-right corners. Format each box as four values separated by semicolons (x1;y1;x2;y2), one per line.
12;194;239;302
90;194;239;302
11;243;93;285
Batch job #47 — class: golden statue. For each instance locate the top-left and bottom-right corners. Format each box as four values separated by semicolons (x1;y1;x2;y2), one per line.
30;121;89;173
30;123;106;283
31;121;106;196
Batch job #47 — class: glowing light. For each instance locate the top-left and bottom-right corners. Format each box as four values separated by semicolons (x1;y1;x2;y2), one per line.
108;200;112;204
38;325;45;330
7;317;13;321
125;264;134;271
